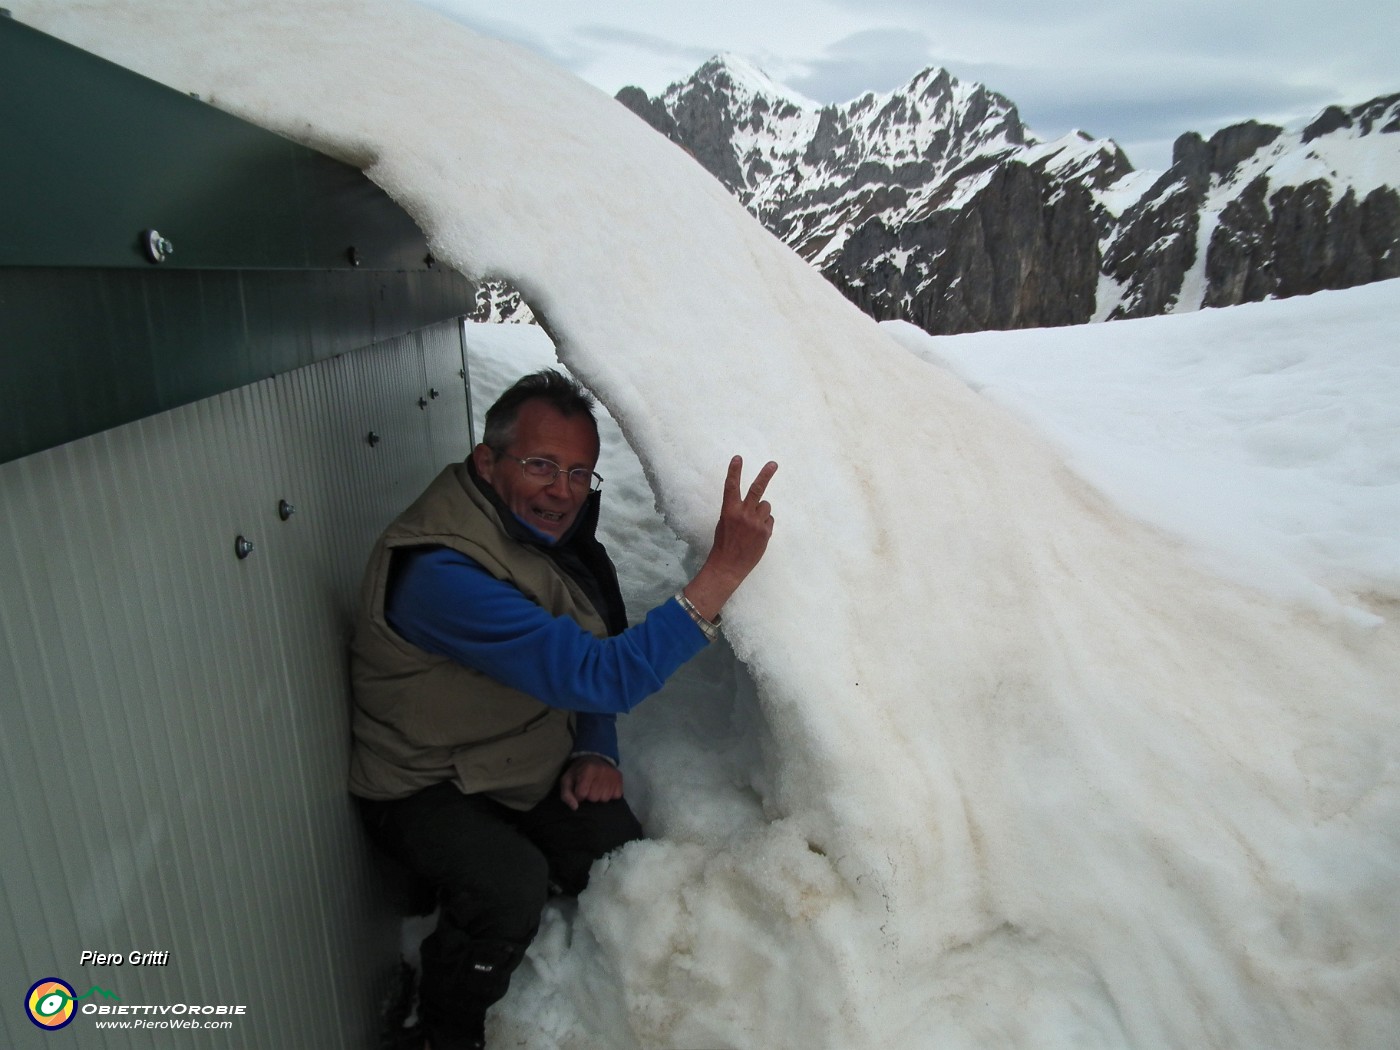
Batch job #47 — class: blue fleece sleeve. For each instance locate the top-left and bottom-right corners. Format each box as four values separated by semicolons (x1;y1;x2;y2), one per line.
570;713;619;765
384;546;708;735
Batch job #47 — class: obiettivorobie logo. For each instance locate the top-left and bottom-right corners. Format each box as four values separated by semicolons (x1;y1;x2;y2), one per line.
25;979;120;1031
23;974;248;1033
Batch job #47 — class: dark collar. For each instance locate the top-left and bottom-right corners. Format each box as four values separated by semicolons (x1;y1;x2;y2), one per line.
464;458;625;634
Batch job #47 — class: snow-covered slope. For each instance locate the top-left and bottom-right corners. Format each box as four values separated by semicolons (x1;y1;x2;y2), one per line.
888;280;1400;620
16;3;1400;1048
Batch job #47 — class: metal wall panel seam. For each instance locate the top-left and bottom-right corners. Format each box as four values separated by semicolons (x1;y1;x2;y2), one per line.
210;385;293;1047
459;315;477;447
0;464;75;987
245;377;320;1045
140;395;236;1040
265;371;370;962
285;365;393;1043
202;385;277;1040
3;457;105;976
101;422;191;1015
141;370;343;1044
282;357;401;1040
174;393;272;1043
299;346;410;934
93;425;180;977
255;371;354;1036
221;355;392;1047
425;324;473;466
239;373;355;1045
51;435;169;982
287;331;446;1041
51;436;166;1050
128;406;230;1018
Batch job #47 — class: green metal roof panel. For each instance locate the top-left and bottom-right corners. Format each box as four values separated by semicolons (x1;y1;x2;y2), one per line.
0;15;480;464
0;266;477;464
0;14;432;270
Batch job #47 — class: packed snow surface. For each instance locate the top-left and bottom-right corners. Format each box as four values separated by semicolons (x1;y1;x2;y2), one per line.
887;282;1400;625
19;2;1400;1048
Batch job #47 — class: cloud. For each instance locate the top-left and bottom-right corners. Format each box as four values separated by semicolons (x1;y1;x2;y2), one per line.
806;0;1398;157
415;0;586;69
958;56;1362;170
420;0;1399;172
775;21;1346;168
575;23;714;66
1004;69;1333;132
785;27;939;102
822;0;1122;21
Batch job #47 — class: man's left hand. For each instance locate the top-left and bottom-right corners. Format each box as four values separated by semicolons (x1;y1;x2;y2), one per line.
560;755;623;810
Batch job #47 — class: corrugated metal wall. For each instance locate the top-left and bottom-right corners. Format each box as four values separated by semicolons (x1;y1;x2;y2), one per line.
1;318;473;1047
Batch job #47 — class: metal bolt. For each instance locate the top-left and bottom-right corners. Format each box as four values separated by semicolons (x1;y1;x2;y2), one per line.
234;535;255;559
278;499;295;521
429;388;440;399
142;229;174;264
346;246;360;267
366;430;381;447
417;397;428;410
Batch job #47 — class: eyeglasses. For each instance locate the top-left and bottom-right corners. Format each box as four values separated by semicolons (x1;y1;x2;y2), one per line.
499;454;603;492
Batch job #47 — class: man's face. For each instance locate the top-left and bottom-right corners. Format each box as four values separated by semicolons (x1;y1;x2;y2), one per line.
473;399;600;540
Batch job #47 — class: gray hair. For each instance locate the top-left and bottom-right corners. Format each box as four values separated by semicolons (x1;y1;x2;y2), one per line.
481;369;598;451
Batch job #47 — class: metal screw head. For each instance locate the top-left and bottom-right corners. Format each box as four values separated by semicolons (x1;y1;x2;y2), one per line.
429;388;440;399
417;397;428;410
234;535;255;559
366;431;381;447
142;229;174;264
346;246;360;267
278;499;296;521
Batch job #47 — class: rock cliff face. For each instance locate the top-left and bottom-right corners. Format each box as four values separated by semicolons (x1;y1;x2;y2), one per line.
619;60;1400;334
1105;97;1400;318
825;163;1101;335
620;56;1123;334
468;279;535;324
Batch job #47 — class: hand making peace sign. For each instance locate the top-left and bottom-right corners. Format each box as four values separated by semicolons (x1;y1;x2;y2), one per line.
682;455;779;623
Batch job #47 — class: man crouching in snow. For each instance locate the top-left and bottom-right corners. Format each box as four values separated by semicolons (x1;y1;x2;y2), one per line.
349;369;777;1050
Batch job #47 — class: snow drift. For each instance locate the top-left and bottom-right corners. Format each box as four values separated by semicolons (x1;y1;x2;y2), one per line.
17;2;1400;1047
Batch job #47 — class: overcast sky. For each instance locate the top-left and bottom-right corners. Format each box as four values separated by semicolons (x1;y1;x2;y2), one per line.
417;0;1397;172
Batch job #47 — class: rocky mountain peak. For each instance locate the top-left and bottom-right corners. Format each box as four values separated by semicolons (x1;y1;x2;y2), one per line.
617;59;1400;335
1303;93;1400;142
687;52;813;109
619;56;1062;261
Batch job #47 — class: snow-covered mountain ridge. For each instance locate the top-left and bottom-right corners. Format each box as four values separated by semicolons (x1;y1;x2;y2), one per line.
619;57;1400;335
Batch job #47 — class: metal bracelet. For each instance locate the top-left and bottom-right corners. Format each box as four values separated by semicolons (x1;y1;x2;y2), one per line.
675;591;721;643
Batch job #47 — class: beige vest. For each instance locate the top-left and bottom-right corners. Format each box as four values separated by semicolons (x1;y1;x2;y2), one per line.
347;463;608;809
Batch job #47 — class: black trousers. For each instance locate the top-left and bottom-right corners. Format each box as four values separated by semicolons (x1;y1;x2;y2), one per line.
359;779;643;1041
